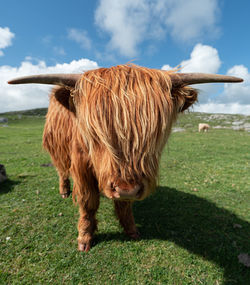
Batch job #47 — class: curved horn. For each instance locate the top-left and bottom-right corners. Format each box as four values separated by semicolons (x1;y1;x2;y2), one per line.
169;73;243;87
8;72;244;88
8;74;82;87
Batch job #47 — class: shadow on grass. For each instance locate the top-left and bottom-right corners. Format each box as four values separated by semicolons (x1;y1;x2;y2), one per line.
97;186;250;284
0;179;20;195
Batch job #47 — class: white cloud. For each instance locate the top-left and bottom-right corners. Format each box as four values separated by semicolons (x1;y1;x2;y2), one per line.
162;43;222;103
161;43;249;114
180;43;221;73
94;0;219;57
68;28;92;50
95;0;150;57
161;64;173;71
0;27;15;56
162;43;221;73
0;58;99;113
180;43;222;103
193;103;250;115
165;0;219;42
219;65;250;105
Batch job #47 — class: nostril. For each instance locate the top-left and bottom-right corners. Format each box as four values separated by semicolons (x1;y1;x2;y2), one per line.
136;187;143;198
110;182;116;191
110;182;121;199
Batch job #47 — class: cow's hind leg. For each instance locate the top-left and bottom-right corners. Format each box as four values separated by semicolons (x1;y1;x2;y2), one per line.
45;153;71;198
58;171;71;198
114;201;140;240
42;89;74;199
43;132;72;198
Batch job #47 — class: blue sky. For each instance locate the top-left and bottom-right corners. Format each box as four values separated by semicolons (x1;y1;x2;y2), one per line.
0;0;250;114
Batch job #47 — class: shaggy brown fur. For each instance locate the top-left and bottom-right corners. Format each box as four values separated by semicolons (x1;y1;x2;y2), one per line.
43;64;198;251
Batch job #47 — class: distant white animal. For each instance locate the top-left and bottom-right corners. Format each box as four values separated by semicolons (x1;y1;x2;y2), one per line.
199;123;210;132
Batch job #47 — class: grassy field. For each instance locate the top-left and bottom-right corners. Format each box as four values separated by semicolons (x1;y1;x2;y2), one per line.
0;110;249;284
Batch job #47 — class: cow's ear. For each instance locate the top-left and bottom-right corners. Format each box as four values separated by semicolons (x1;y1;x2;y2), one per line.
53;86;76;113
174;87;198;112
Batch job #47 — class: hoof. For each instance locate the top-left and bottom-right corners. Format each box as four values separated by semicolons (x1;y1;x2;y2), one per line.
60;179;71;198
78;242;91;252
127;230;140;240
60;191;71;199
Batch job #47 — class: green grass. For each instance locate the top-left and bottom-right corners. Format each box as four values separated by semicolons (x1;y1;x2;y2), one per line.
0;110;249;284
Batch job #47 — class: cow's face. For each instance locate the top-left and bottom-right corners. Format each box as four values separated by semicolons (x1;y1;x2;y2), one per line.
90;147;153;201
73;66;200;201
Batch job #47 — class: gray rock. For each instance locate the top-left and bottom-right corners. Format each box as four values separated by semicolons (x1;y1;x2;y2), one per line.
232;121;244;126
0;117;8;123
243;123;250;131
172;127;185;133
232;126;244;131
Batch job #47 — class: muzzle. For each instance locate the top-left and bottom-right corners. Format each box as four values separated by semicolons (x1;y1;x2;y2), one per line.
111;181;143;200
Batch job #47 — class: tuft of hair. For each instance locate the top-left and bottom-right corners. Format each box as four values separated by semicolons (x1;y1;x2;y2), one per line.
72;64;198;186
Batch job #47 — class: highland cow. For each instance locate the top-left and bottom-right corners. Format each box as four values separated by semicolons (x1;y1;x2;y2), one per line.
8;64;243;252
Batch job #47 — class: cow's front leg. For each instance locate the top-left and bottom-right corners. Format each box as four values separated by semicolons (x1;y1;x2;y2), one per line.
114;200;140;240
77;191;100;252
70;141;100;252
